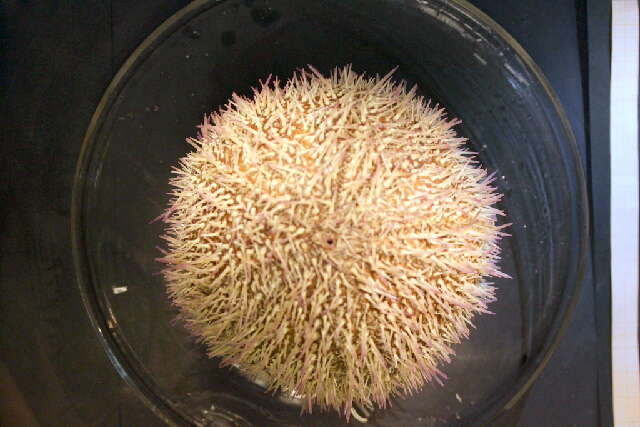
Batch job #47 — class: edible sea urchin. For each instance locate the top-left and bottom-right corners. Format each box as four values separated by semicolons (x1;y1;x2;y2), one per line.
158;66;508;418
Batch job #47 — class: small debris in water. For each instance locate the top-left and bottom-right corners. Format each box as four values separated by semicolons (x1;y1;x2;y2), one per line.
113;285;128;295
182;26;201;39
456;393;462;403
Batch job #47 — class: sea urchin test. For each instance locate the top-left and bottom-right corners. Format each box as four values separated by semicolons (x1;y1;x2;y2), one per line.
158;66;508;418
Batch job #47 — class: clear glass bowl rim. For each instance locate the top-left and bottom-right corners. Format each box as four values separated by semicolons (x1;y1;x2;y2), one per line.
70;0;590;425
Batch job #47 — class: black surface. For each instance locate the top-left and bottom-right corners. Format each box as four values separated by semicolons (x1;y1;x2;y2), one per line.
581;0;613;425
0;0;610;426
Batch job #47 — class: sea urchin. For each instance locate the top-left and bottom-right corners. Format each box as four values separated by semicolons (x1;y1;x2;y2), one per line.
158;66;508;418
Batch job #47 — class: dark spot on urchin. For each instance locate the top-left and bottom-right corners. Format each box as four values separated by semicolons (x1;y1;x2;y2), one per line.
324;236;338;248
221;31;237;46
520;354;528;365
251;7;280;27
182;26;201;39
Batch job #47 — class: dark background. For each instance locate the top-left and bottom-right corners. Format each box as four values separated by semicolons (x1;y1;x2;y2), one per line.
0;0;611;426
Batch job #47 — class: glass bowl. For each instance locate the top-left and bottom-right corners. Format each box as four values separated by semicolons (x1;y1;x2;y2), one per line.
71;0;588;425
